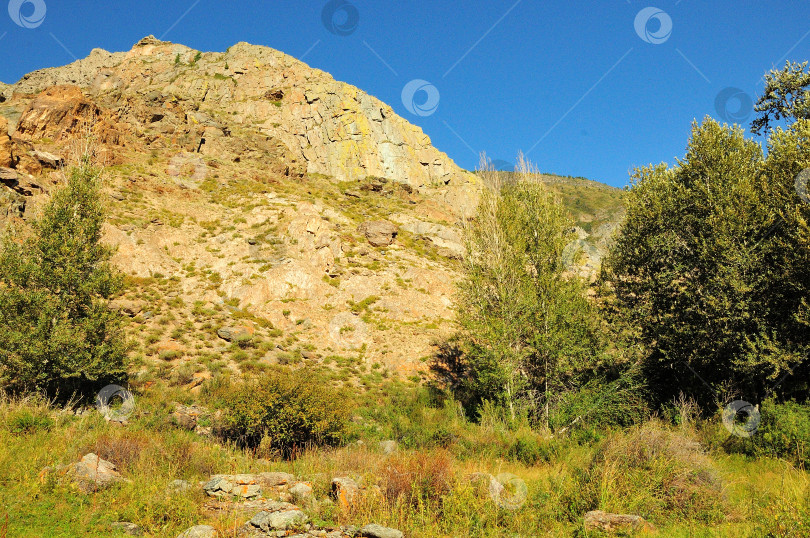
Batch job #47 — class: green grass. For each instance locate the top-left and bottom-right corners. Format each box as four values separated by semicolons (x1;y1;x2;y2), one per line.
1;384;808;537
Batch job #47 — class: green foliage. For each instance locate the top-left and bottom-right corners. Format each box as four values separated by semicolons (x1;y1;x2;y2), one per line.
447;155;604;424
0;164;127;399
6;408;53;435
210;371;351;457
604;118;810;411
755;399;810;467
566;421;726;524
752;61;810;135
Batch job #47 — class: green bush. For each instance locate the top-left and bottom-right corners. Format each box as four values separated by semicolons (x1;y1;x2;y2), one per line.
755;400;810;466
6;408;53;435
211;371;351;458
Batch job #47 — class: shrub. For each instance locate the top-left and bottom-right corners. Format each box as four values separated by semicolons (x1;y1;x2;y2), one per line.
578;421;726;524
211;371;351;458
6;408;53;435
755;399;810;467
380;450;454;507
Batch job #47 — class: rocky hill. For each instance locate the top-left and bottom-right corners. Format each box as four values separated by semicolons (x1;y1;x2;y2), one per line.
0;36;622;382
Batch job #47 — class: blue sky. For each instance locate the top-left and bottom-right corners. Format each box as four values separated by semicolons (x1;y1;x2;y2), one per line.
2;0;809;187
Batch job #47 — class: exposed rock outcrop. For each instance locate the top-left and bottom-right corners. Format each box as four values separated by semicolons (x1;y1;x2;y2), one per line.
4;36;479;217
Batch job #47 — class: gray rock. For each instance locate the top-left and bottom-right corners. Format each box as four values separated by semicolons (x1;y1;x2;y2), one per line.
110;521;142;535
72;453;126;493
176;525;217;538
0;167;17;181
258;471;296;486
288;482;314;503
331;477;360;509
583;510;652;532
216;325;253;342
357;220;398;247
358;524;404;538
249;509;307;531
203;474;262;499
29;150;63;168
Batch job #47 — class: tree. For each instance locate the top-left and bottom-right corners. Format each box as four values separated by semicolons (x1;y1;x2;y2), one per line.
445;154;602;425
752;61;810;135
0;162;126;399
603;118;810;411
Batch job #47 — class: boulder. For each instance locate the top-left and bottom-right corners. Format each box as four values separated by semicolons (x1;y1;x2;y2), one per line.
258;471;296;487
109;298;143;317
172;403;209;431
359;524;404;538
358;220;398;247
29;149;63;168
583;510;652;533
216;325;254;342
176;525;217;538
247;504;308;531
71;453;127;493
331;476;360;510
288;481;314;504
203;474;262;499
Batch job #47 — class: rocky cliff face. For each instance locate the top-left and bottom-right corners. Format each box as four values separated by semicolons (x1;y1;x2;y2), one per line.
0;36;617;382
3;36;478;215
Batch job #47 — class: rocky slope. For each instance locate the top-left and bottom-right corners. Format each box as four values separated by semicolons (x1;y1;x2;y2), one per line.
0;36;622;383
